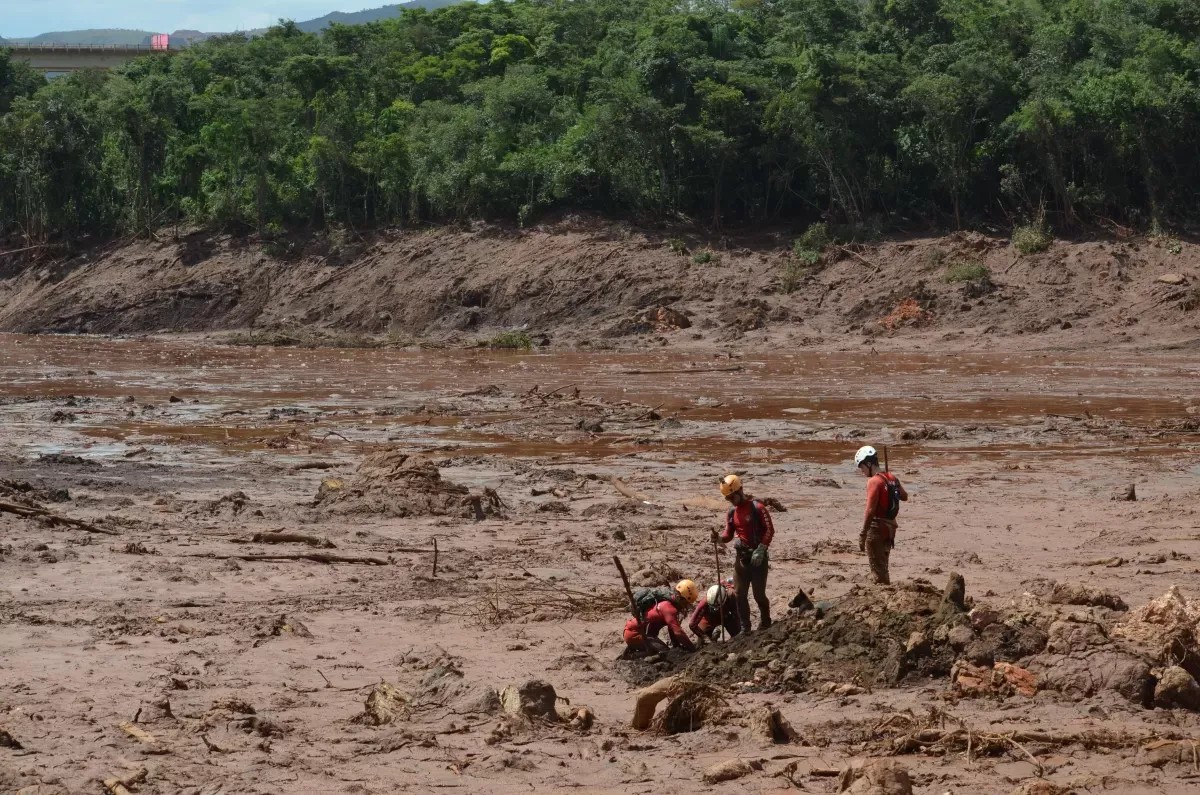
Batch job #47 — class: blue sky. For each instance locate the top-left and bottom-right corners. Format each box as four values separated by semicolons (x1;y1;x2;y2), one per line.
4;1;373;38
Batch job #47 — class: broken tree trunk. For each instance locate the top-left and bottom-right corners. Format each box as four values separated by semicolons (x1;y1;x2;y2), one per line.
0;500;119;535
187;552;389;566
248;532;335;549
631;675;687;730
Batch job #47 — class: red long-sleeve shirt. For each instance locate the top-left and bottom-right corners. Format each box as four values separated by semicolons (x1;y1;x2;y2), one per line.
645;600;694;651
689;591;739;637
720;499;775;548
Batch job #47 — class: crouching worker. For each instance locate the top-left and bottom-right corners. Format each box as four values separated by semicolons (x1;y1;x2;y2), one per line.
690;581;739;644
623;579;700;654
712;474;774;633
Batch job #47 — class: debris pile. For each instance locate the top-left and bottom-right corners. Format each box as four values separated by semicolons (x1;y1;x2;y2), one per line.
316;450;501;519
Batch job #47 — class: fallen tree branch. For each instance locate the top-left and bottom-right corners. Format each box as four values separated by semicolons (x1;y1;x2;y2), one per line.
836;244;880;273
288;461;338;472
185;552;389;566
618;366;743;376
247;532;336;549
0;500;120;535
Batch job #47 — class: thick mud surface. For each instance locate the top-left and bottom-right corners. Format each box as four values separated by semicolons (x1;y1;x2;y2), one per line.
2;334;1199;794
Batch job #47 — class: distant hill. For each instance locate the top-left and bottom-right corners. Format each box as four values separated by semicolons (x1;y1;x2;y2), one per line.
2;2;462;46
8;29;154;46
295;1;462;32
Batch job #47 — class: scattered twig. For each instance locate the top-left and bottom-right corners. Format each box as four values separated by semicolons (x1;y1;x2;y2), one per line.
433;537;439;578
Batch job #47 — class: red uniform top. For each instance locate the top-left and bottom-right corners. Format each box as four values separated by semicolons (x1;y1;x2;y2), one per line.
644;600;695;651
864;473;908;525
720;499;775;548
689;590;739;635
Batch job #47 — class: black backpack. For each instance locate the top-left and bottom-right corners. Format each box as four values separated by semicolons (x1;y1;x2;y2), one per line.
879;475;902;520
633;586;674;617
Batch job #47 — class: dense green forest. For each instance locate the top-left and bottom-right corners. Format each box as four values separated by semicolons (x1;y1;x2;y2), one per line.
1;0;1198;245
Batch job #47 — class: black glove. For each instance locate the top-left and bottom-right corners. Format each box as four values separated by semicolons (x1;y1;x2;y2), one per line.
751;544;768;568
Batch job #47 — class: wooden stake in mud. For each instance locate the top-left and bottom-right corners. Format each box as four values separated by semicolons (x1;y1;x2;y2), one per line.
713;538;726;641
883;445;889;473
612;555;646;650
432;538;439;578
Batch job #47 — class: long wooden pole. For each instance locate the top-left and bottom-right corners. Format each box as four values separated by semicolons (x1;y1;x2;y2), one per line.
613;555;647;651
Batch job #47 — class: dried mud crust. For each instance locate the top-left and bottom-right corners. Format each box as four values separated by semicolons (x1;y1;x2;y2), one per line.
0;221;1197;350
315;450;502;519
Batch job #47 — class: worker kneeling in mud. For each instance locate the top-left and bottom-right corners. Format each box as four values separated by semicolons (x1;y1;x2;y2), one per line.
689;580;739;644
623;579;700;654
712;474;774;633
855;445;908;585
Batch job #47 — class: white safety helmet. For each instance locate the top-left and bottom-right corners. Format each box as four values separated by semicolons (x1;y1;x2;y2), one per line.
854;445;878;468
706;584;725;606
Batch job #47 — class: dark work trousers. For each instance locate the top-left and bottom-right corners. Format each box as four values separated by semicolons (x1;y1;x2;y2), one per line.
733;551;771;633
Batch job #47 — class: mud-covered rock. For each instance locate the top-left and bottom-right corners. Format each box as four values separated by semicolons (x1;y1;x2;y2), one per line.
1046;619;1108;655
500;680;559;721
358;683;409;726
748;706;800;745
1028;579;1127;611
838;759;913;795
1154;666;1200;711
1029;649;1154;706
703;758;759;784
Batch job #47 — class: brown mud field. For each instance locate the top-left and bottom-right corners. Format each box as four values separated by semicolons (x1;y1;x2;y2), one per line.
2;334;1200;794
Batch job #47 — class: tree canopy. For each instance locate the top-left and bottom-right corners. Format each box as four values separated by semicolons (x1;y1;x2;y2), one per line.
2;0;1198;244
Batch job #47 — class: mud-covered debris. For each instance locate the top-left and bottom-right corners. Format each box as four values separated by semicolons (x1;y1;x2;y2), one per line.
1008;782;1072;795
38;452;94;467
1028;647;1154;706
118;542;156;555
0;728;22;749
536;501;570;514
500;680;559;721
682;579;975;692
749;706;800;744
1028;579;1127;611
1157;273;1188;285
1112;586;1200;648
631;675;685;730
50;410;76;423
318;450;498;519
943;573;967;610
1137;738;1200;769
807;478;842;489
703;758;760;784
575;418;604;433
206;491;249;516
1154;666;1200;711
899;425;949;441
653;683;727;734
358;683;410;726
210;698;256;715
265;614;313;638
838;758;912;795
564;706;595;731
631;561;684;587
952;661;1037;698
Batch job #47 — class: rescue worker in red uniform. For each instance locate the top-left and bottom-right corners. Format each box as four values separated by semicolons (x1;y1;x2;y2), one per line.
711;474;774;633
855;445;908;585
623;579;700;653
689;580;740;644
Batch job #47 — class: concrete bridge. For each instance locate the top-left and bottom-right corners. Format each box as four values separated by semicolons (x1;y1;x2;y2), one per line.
6;44;172;75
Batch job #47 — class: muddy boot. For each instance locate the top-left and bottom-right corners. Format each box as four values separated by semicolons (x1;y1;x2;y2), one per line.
759;610;772;630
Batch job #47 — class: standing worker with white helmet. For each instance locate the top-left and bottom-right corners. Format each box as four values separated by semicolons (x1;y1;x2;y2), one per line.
854;446;908;585
711;474;775;633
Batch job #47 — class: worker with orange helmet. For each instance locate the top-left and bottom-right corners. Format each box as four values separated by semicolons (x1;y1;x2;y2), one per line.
711;474;774;633
623;579;700;653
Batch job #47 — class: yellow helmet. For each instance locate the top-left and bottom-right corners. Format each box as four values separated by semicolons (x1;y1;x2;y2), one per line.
719;474;742;497
675;579;700;605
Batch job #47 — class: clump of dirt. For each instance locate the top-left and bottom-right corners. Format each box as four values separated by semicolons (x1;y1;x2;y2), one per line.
316;450;500;519
680;577;976;691
652;682;728;734
1112;586;1200;648
1027;579;1128;611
